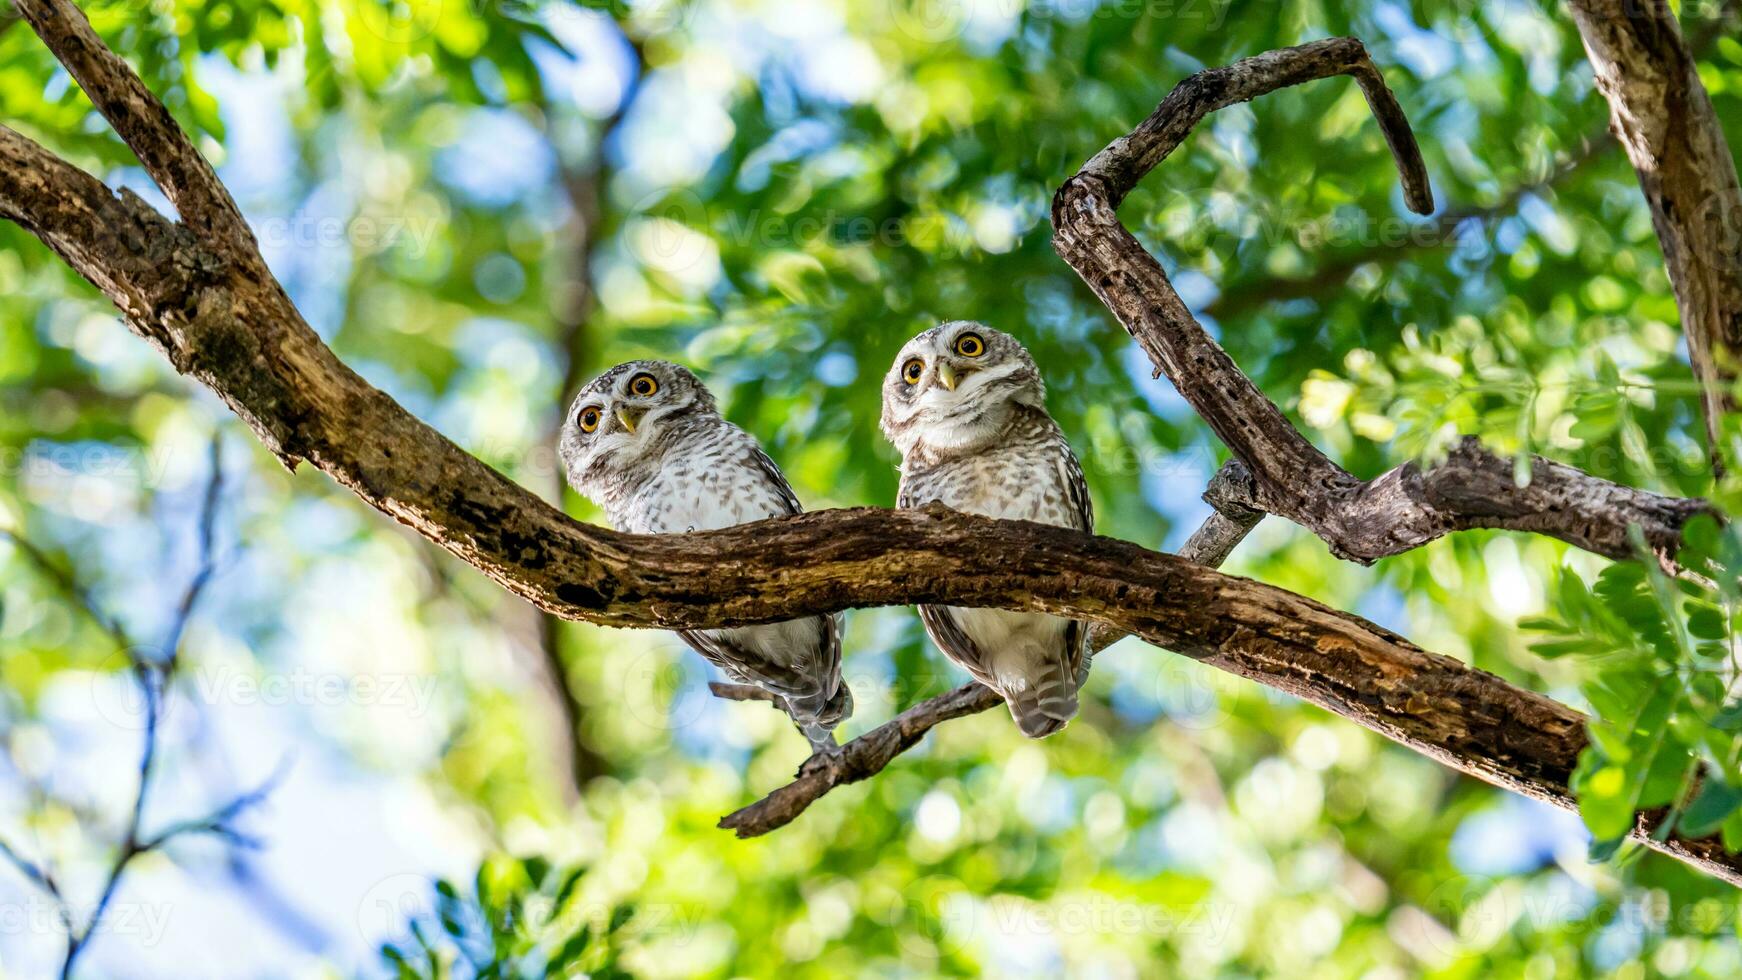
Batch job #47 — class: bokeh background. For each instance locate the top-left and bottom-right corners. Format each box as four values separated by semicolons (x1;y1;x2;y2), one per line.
1;0;1740;976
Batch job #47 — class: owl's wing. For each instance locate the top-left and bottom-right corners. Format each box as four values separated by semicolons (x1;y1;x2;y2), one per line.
897;472;995;686
747;443;803;517
745;441;844;685
1058;443;1094;534
917;604;999;690
678;622;835;696
678;628;766;685
894;470;929;511
685;439;843;704
1056;443;1094;677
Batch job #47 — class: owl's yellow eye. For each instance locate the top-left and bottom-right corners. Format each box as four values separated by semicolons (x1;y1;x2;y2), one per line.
629;373;659;397
954;332;986;357
577;406;601;432
902;358;925;385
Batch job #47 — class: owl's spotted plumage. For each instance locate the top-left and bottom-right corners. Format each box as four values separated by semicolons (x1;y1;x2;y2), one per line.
559;360;850;745
881;322;1093;738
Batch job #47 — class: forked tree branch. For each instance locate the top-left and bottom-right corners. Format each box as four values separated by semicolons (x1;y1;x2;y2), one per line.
2;5;1737;883
722;37;1714;857
1049;37;1713;565
12;0;258;257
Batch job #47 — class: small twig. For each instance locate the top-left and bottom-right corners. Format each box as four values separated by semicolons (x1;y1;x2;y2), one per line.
718;465;1263;838
0;836;58;897
137;761;287;853
1201;135;1613;321
161;438;225;671
719;681;1003;838
0;437;267;980
0;532;132;654
60;443;227;978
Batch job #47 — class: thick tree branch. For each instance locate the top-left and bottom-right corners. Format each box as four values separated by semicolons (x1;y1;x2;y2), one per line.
1566;0;1742;461
5;15;1740;883
1049;37;1713;565
718;462;1264;838
13;0;257;256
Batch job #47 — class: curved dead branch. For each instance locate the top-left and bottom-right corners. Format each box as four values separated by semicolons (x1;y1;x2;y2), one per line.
1;5;1738;884
1049;36;1712;564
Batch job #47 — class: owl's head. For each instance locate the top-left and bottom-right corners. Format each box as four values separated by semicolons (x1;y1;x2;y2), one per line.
879;321;1046;458
559;359;720;495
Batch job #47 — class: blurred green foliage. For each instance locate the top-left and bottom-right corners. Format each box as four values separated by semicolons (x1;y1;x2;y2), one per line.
4;0;1742;976
382;856;635;978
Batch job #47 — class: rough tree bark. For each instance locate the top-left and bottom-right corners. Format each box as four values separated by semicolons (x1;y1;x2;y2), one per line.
2;1;1739;883
1566;0;1742;462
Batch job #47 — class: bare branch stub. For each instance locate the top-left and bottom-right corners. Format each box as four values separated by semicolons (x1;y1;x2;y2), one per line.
1050;37;1712;564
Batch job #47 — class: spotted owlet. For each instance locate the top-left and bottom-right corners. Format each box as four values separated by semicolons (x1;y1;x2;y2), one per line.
880;323;1094;738
559;360;851;750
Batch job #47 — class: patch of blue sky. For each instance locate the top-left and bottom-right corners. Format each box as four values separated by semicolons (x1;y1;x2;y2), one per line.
527;7;638;120
203;55;298;202
434;108;557;208
1450;794;1589;876
1120;345;1194;423
1354;582;1409;635
1373;2;1458;79
737;120;839;193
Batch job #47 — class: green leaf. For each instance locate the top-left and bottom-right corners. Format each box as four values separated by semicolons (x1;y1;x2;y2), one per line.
1680;777;1742;838
1687;604;1728;640
1713;701;1742;731
549;925;594;970
1723;810;1742;852
1574;754;1636;842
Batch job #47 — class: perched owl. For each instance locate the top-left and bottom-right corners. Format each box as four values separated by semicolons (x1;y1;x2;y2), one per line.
559;360;851;750
881;323;1094;738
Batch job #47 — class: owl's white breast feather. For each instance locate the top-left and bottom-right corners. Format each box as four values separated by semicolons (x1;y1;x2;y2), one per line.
612;425;793;534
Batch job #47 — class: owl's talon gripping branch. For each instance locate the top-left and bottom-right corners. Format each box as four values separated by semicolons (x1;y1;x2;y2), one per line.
5;2;1742;883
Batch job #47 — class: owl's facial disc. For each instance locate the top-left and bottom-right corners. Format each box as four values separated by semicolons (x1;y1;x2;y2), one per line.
560;360;720;496
882;322;1044;457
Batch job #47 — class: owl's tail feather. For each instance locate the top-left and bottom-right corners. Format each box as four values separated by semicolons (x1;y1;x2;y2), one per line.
1006;660;1078;739
785;680;854;731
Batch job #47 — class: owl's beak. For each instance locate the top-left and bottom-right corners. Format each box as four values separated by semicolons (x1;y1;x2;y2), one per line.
615;407;646;434
937;362;960;391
